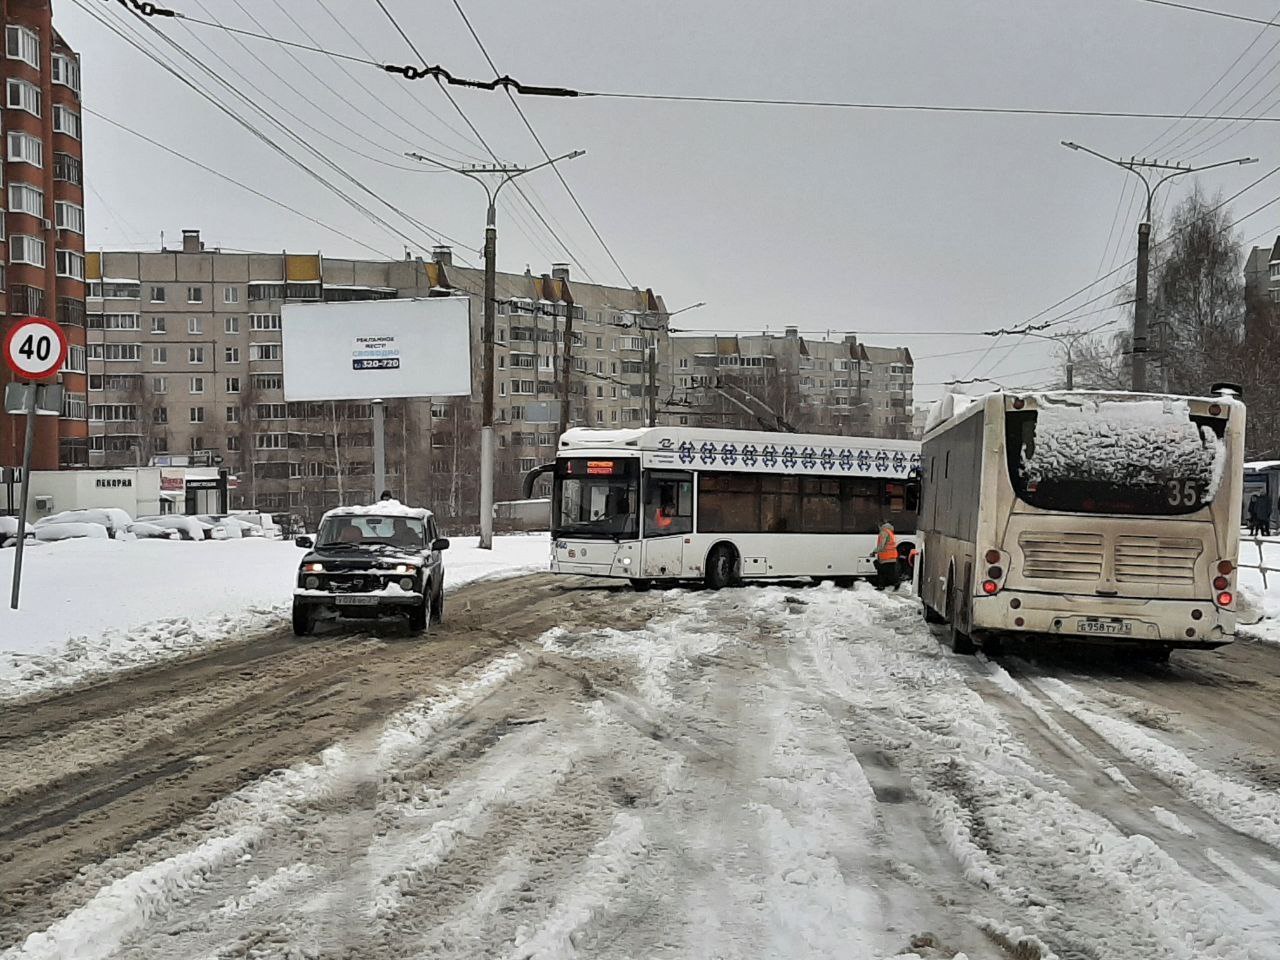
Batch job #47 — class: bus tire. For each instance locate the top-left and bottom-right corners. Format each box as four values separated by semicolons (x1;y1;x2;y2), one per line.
945;622;977;655
833;576;856;588
630;578;653;592
923;604;945;624
705;545;738;590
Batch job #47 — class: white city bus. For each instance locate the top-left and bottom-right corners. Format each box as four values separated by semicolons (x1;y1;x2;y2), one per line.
545;427;921;589
917;389;1245;656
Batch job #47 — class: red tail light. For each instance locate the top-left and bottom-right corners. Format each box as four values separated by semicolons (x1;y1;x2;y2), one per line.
1217;591;1234;607
1213;576;1229;591
984;549;1001;564
982;580;999;595
1217;559;1234;575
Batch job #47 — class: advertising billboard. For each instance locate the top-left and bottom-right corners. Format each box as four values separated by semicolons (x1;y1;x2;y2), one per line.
281;297;472;402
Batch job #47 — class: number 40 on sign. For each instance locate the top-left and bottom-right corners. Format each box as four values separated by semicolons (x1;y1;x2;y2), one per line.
3;317;67;382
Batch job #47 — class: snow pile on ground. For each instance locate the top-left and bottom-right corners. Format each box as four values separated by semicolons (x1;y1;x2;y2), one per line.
1236;536;1280;644
0;534;550;700
1023;396;1223;494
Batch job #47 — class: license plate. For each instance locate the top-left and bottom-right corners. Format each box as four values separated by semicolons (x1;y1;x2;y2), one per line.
1077;617;1132;636
336;595;380;605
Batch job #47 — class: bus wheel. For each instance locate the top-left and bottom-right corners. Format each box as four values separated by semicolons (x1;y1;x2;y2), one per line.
630;578;653;592
705;545;737;590
923;604;946;624
945;622;976;655
833;576;856;588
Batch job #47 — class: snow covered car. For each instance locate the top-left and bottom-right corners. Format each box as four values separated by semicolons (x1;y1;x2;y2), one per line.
33;521;110;542
127;521;182;540
194;514;263;539
133;515;224;541
0;516;35;548
36;508;133;539
291;503;449;636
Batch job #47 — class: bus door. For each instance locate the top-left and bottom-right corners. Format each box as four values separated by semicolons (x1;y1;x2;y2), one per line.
641;470;693;578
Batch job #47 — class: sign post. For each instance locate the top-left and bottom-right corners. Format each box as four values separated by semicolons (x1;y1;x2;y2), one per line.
4;317;69;610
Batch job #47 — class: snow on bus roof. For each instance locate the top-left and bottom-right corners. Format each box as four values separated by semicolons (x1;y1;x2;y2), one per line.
559;426;919;451
320;501;433;522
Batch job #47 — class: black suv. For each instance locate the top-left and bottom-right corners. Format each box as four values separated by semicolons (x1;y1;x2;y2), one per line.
292;506;449;636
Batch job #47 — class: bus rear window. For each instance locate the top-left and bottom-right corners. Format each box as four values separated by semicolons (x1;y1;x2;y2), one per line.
1006;399;1226;516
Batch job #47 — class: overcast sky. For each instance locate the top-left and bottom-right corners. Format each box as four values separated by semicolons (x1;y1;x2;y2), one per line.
59;0;1280;401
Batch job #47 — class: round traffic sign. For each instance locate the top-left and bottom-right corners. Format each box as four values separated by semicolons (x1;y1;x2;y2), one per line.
3;318;68;382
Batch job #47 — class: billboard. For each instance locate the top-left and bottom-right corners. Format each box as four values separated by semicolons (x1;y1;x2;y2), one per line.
281;297;472;402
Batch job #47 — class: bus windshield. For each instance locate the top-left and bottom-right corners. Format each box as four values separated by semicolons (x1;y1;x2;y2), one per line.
552;458;639;540
1006;398;1226;516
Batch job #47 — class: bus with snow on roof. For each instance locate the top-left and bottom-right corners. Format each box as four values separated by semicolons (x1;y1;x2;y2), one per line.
534;427;921;590
916;388;1245;657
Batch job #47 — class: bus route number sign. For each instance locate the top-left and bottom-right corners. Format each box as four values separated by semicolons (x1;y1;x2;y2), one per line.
3;318;68;382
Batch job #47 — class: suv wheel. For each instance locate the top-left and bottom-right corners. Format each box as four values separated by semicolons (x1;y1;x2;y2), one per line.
430;580;445;624
292;600;315;637
408;596;429;634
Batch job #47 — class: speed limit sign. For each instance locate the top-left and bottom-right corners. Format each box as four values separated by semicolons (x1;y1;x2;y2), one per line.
3;317;68;382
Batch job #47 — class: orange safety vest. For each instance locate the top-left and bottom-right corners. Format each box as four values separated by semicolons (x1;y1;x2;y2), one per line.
876;529;898;563
654;507;673;530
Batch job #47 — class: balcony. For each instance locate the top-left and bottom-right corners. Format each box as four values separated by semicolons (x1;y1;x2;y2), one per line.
58;297;86;327
10;285;47;318
54;153;83;185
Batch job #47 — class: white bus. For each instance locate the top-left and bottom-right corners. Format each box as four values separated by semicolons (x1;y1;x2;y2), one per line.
544;427;921;589
917;389;1244;656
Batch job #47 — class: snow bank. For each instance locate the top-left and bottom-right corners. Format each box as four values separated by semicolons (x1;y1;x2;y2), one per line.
1022;396;1224;496
0;535;550;700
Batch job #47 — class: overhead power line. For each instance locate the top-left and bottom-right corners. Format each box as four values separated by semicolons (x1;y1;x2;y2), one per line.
84;106;397;258
1131;0;1280;29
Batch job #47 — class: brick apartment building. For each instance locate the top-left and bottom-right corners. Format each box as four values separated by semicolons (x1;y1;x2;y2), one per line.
0;0;86;470
86;235;669;524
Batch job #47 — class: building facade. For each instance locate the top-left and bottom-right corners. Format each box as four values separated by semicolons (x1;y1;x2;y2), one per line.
86;235;669;526
667;328;914;438
0;0;87;471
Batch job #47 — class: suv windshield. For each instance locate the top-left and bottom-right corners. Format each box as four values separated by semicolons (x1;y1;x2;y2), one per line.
1007;398;1226;516
553;457;639;540
316;514;426;549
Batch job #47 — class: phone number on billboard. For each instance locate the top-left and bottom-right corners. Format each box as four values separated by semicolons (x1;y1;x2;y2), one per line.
353;358;401;370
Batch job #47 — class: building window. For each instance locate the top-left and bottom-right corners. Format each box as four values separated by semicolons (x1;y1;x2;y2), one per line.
248;282;286;300
256;433;287;449
225;346;240;364
187;317;203;335
190;407;205;424
190;376;205;394
189;346;206;364
151;316;166;334
249;314;282;331
152;346;168;364
224;287;240;305
149;286;166;303
6;25;39;68
153;407;168;424
250;343;281;361
88;313;140;331
53;201;85;234
89;404;139;422
227;436;241;451
256;403;288;420
60;392;87;420
52;106;80;139
226;376;241;393
187;286;204;304
56;250;85;280
152;376;167;393
224;316;240;334
7;132;42;168
63;345;86;374
8;182;43;216
52;52;80;92
53;153;81;184
7;78;41;117
10;235;45;268
102;281;140;299
252;374;283;390
227;406;240;423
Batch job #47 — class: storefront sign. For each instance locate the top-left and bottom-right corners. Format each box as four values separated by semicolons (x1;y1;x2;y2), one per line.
95;478;133;488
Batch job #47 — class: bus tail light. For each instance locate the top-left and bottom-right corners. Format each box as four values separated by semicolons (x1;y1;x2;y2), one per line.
988;565;1003;580
1216;591;1234;607
1217;559;1234;575
1213;575;1229;591
982;580;999;595
984;549;1001;564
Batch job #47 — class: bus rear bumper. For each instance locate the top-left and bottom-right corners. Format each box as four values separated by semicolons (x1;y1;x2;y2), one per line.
973;592;1234;647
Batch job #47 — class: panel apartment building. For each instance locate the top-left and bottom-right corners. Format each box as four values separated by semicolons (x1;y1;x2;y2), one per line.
0;0;86;470
668;328;914;438
86;234;669;524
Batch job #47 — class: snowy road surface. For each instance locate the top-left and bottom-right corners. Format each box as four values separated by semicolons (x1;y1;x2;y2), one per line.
3;576;1280;959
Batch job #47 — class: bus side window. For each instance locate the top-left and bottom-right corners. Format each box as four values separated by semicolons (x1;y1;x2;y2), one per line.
644;472;693;536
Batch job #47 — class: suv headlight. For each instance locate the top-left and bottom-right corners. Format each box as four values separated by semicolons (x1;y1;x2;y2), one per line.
303;562;324;573
392;564;417;575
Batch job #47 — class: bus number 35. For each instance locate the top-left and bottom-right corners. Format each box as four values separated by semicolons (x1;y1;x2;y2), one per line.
1166;479;1200;507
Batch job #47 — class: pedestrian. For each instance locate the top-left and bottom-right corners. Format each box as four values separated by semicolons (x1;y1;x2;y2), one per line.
872;521;901;591
380;490;393;502
1262;495;1274;537
1249;494;1265;537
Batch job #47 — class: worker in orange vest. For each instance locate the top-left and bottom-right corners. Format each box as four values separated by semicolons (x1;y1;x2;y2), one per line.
872;521;901;591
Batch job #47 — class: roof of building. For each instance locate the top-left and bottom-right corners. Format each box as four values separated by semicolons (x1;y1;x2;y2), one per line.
1271;236;1280;263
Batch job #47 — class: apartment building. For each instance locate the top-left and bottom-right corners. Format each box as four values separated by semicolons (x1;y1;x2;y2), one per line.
0;0;86;470
668;327;914;439
86;234;668;524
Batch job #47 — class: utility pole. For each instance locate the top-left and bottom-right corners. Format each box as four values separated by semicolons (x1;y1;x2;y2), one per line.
1061;142;1255;392
645;301;706;426
407;150;585;549
1020;328;1093;390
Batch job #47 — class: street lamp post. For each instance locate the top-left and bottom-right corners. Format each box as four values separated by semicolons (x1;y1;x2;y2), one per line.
407;150;585;549
643;301;705;426
1061;142;1256;393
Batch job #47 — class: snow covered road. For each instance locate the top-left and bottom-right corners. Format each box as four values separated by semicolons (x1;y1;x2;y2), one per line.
3;576;1280;958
